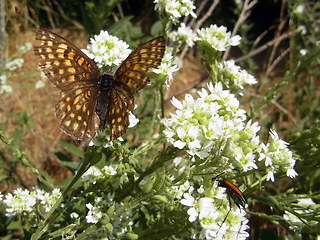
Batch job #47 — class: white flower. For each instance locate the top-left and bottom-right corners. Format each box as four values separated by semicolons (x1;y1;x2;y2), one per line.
128;112;139;128
35;80;45;89
153;47;180;86
267;169;275;182
294;4;305;15
187;207;199;222
0;84;12;93
103;165;117;176
89;130;113;147
40;188;62;212
181;193;195;207
3;188;36;216
18;42;32;54
82;166;102;184
259;129;297;181
86;203;103;224
218;60;257;94
154;0;197;24
286;168;298;178
5;58;24;71
70;212;79;219
299;49;307;56
83;30;131;71
197;24;241;51
168;23;198;47
0;75;12;94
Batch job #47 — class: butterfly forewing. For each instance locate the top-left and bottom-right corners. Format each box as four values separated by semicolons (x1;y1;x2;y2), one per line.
115;36;165;93
34;29;100;90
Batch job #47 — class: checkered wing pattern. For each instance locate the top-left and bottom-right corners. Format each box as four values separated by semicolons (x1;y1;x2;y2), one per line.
34;29;100;140
108;36;165;139
35;29;166;141
115;36;166;93
107;86;134;140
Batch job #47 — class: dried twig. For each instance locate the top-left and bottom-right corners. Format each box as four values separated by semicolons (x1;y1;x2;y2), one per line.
265;47;290;76
188;0;209;27
222;0;258;61
266;0;287;72
235;29;299;62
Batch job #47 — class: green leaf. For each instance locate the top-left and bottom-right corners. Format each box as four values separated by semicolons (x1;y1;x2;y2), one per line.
59;141;84;158
151;20;163;36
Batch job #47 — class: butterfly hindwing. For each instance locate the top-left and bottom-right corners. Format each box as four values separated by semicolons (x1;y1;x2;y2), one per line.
115;36;166;94
107;85;134;140
55;85;100;140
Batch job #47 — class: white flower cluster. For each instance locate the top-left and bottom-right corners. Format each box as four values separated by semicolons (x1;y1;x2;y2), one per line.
1;42;31;94
259;130;298;182
82;30;131;71
163;82;297;178
5;58;24;71
0;75;12;94
82;165;117;184
154;0;197;24
218;60;257;94
197;24;241;51
2;187;61;217
153;47;180;87
85;194;134;239
35;67;48;89
180;184;249;240
168;23;198;47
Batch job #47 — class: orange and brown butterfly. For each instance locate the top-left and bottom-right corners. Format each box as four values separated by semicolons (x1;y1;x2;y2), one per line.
34;29;165;140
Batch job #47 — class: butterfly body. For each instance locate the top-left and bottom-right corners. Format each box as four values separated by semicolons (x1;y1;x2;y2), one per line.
34;29;165;140
96;73;114;132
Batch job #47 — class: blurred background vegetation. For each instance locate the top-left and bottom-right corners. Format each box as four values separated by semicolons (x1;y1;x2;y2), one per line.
1;0;320;239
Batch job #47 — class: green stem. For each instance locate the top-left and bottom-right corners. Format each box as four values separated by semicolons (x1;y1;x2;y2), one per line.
31;146;101;240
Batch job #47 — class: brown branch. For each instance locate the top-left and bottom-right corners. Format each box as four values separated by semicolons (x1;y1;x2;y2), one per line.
267;0;287;70
235;29;299;62
223;0;258;61
188;0;209;27
193;0;220;32
265;47;290;76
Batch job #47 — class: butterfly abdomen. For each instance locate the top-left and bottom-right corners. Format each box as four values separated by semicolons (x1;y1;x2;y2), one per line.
96;74;114;131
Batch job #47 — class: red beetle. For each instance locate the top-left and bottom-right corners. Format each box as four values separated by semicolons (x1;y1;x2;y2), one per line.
218;179;247;209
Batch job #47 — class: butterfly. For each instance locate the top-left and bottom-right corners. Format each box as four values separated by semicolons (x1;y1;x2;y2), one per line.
34;29;165;140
